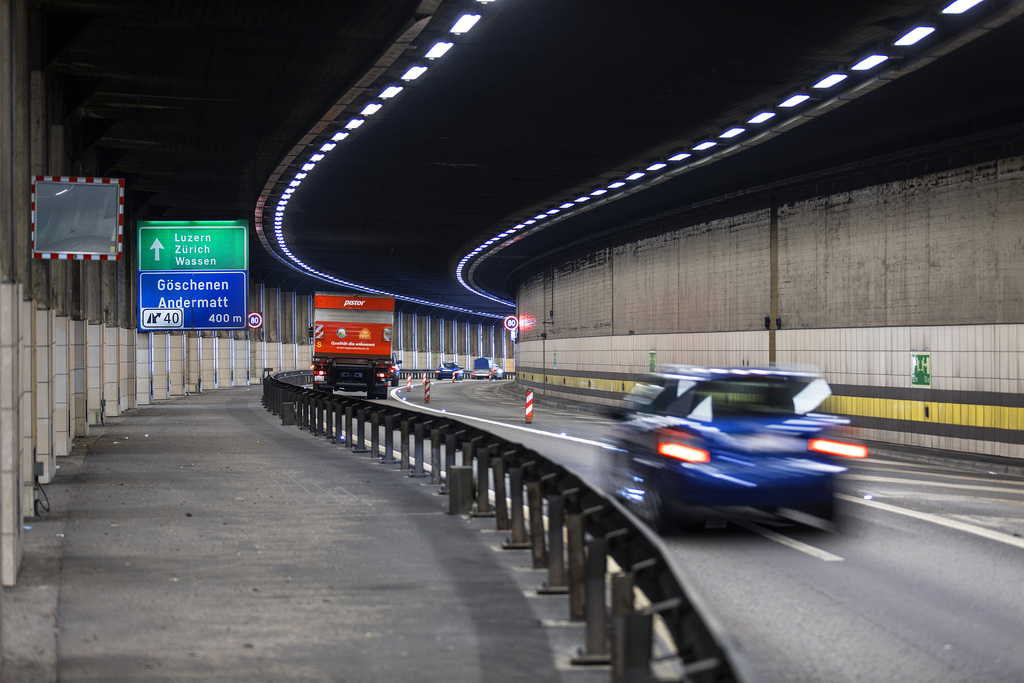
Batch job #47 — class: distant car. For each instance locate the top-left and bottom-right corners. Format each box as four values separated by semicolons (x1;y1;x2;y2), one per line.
470;357;504;379
435;361;464;380
601;365;866;532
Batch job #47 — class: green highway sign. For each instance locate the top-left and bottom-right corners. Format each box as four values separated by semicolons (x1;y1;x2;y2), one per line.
137;220;248;271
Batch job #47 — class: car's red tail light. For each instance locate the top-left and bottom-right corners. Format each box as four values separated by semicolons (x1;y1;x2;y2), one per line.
809;438;868;459
656;428;710;463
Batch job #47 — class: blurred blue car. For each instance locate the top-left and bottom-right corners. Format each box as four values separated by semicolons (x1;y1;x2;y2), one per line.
602;365;866;532
435;361;464;380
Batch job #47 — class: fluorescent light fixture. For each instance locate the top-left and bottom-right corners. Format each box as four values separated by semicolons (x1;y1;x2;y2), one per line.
779;94;809;107
295;173;307;179
524;219;536;224
693;141;717;151
608;181;625;189
451;14;480;34
380;86;403;99
813;73;847;89
302;163;315;171
425;42;453;59
748;112;775;124
668;152;692;161
646;162;667;171
360;103;382;116
310;153;325;161
332;131;349;141
319;143;336;152
852;54;888;71
534;214;547;220
626;172;645;181
559;202;574;209
345;118;364;129
575;196;590;203
895;26;935;45
401;66;428;81
289;180;301;187
546;209;560;214
720;127;745;138
942;0;984;14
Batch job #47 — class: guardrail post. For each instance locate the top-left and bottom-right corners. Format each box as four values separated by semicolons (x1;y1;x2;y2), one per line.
430;426;443;485
610;572;635;683
472;444;495;517
527;479;547;569
383;413;395;463
448;466;473;515
323;398;333;440
492;454;508;531
502;466;530;549
400;418;410;469
370;410;380;457
353;406;369;453
567;508;586;621
440;429;461;494
539;493;568;594
281;401;295;426
571;535;610;665
620;612;652;683
344;405;354;448
411;420;429;476
312;395;322;435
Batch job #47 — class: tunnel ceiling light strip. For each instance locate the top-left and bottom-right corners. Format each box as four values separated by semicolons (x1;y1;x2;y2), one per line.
943;0;984;13
852;54;888;70
455;0;995;305
263;1;511;314
261;0;992;312
895;26;935;45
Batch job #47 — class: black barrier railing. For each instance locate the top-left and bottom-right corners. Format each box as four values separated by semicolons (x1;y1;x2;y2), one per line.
261;375;749;683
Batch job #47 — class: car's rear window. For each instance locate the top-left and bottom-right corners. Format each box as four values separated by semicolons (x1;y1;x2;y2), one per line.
630;377;819;418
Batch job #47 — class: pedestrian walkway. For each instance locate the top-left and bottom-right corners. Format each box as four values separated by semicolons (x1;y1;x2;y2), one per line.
1;386;606;682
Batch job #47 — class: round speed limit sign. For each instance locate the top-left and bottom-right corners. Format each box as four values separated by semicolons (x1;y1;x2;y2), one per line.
503;315;519;331
247;312;264;329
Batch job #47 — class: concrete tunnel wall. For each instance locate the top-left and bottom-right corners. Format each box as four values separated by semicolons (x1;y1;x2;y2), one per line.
513;154;1024;460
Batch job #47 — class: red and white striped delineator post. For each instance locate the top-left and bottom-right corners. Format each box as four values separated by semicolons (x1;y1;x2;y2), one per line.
525;390;534;423
424;379;431;404
406;376;412;391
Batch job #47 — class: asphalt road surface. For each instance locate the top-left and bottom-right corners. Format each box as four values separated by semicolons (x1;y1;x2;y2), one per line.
391;378;1024;682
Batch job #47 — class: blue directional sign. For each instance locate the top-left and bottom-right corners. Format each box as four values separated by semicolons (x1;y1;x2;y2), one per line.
138;270;247;331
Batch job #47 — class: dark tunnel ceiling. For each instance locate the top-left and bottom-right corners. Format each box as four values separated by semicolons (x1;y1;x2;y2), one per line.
46;0;1024;317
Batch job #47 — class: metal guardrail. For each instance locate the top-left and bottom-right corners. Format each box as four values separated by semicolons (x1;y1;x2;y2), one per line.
261;374;748;683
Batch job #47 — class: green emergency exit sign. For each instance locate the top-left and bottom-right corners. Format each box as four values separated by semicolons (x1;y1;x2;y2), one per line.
138;220;248;271
911;353;931;386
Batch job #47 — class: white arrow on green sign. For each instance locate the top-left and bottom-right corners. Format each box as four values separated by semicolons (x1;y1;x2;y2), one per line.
137;220;248;271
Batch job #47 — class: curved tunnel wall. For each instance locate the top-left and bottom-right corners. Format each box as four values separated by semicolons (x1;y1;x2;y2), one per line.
514;155;1024;459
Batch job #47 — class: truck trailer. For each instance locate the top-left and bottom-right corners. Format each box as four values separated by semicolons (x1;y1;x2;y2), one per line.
309;292;399;399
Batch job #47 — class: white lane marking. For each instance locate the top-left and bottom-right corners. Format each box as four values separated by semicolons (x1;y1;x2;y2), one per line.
388;387;614;448
838;493;1024;550
846;474;1024;495
734;521;844;562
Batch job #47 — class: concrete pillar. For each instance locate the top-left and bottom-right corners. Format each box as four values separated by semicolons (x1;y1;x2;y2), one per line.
52;314;70;456
19;296;33;520
69;318;88;436
33;308;54;482
135;331;152;405
232;335;249;386
156;333;170;400
168;332;185;396
122;326;135;411
0;283;23;587
86;322;102;424
102;323;119;417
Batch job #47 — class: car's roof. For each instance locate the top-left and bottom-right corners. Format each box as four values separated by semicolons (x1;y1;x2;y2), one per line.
653;365;821;382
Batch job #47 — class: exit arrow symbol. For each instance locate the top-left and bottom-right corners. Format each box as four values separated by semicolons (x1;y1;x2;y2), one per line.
150;238;164;261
